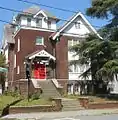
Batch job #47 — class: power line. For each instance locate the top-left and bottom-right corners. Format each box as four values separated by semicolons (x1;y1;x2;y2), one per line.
0;18;95;37
0;6;102;28
17;0;78;13
0;19;11;24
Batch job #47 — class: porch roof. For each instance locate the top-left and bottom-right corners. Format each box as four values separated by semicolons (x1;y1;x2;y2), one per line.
26;50;56;60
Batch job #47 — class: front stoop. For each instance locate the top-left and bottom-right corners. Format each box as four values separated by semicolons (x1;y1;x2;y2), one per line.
37;80;61;99
61;98;84;111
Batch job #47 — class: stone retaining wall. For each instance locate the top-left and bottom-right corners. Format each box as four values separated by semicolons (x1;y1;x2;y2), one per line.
78;97;118;109
9;98;62;114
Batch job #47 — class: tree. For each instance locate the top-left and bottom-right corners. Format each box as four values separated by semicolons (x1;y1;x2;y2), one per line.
70;0;118;94
86;0;118;39
70;33;118;94
0;54;6;93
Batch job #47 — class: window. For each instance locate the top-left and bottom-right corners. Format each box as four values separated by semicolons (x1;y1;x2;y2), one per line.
36;19;42;27
80;65;85;72
27;18;31;26
48;21;51;29
69;64;79;73
68;40;73;48
74;64;79;72
17;37;20;52
36;36;44;45
14;54;16;68
17;66;20;74
75;22;80;29
68;39;80;48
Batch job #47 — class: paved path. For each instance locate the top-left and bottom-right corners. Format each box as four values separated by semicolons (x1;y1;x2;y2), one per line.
2;108;118;120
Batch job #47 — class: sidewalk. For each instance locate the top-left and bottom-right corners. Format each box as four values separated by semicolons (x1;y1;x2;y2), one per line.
2;108;118;119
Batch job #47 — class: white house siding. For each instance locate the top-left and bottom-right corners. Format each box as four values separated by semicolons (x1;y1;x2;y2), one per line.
64;17;91;36
51;20;56;30
20;16;57;30
20;16;27;26
108;74;118;94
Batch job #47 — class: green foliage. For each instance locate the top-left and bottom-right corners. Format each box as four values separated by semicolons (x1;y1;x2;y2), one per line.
31;91;41;100
86;0;118;19
4;89;20;98
70;33;118;82
0;54;6;68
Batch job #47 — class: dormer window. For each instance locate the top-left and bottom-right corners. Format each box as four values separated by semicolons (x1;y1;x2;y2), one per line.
48;21;51;29
75;22;80;29
27;18;31;26
36;19;42;27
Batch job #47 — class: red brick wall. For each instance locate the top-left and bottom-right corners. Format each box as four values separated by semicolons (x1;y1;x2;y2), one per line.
11;29;68;88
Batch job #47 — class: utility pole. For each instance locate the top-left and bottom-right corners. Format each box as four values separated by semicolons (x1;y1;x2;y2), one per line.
25;59;31;102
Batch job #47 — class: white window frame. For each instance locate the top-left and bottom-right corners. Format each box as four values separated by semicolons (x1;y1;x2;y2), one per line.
14;54;16;68
48;21;51;29
17;37;20;52
17;66;20;74
27;18;31;26
36;36;44;45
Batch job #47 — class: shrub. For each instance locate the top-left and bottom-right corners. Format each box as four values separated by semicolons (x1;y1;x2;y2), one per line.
31;91;41;100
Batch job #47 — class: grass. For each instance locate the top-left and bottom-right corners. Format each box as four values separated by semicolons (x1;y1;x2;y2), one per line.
64;94;118;103
0;95;19;115
12;98;54;107
64;94;80;99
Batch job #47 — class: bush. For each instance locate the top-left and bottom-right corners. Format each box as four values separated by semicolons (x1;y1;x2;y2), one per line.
31;91;41;100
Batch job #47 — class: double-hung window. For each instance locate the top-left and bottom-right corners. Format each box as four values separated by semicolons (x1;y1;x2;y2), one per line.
36;36;44;45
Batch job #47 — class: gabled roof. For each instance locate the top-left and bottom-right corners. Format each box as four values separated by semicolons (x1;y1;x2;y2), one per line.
16;5;59;22
26;50;56;60
50;12;102;40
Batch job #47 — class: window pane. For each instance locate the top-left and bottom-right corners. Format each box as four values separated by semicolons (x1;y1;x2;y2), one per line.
36;19;42;27
68;65;73;72
75;22;80;29
27;18;31;26
68;40;72;47
36;37;44;45
74;65;79;72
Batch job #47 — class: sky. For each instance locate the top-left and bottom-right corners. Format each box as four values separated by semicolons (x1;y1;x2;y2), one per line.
0;0;110;46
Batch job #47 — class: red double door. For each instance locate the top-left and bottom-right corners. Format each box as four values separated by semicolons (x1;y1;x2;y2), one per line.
33;63;46;79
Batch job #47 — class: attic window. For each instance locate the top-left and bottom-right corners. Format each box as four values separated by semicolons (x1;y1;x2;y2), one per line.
75;22;80;29
48;21;51;29
27;18;31;26
36;19;42;27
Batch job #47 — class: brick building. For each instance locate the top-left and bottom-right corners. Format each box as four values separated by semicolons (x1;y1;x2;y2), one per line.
2;6;101;96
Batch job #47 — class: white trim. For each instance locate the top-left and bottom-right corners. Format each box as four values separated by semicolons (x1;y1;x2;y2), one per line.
13;26;55;38
34;10;47;18
17;65;20;74
14;54;16;68
52;12;102;40
28;50;56;60
17;37;20;52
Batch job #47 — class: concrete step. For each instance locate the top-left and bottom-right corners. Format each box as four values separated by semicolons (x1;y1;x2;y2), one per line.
61;99;84;111
37;80;61;98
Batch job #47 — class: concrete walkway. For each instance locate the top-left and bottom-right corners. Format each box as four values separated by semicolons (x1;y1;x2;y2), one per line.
2;108;118;119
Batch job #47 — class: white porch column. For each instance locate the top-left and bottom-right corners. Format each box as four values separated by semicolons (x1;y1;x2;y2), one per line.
78;84;81;95
71;84;74;94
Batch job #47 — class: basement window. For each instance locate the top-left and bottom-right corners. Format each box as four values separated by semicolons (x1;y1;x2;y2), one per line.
36;36;44;45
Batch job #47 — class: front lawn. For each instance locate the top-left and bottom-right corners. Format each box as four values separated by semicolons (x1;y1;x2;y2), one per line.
0;95;19;115
14;98;54;107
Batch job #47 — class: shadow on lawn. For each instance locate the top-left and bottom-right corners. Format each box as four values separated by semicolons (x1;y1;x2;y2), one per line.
1;99;22;117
